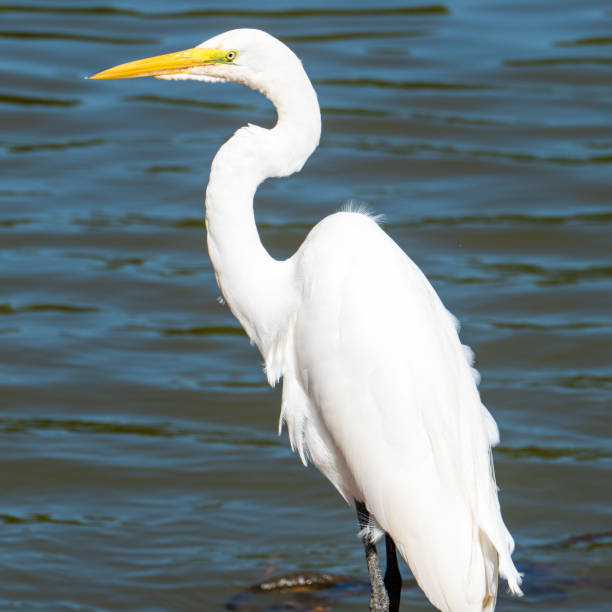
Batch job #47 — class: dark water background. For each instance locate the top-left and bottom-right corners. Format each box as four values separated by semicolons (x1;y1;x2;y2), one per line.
1;1;611;610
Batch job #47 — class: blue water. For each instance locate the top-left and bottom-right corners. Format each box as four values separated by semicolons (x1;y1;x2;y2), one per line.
1;1;610;610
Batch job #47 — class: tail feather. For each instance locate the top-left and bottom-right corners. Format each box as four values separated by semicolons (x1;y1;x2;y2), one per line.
479;529;498;612
500;553;524;596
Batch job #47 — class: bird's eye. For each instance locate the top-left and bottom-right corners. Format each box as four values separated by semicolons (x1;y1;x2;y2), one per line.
224;50;238;62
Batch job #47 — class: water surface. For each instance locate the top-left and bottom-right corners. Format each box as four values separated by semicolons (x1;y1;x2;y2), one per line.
1;0;610;610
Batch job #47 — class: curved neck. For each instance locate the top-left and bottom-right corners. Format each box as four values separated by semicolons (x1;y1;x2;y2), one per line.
205;68;320;358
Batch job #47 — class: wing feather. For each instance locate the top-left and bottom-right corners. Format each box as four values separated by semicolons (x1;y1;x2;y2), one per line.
279;212;521;611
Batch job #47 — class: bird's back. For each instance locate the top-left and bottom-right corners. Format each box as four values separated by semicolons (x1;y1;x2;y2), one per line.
278;211;522;611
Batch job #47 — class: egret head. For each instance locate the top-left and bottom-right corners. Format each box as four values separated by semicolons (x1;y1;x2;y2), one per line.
89;28;321;175
88;28;304;97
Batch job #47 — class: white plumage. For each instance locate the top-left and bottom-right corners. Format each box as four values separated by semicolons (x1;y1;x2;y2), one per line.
90;28;523;611
279;211;520;611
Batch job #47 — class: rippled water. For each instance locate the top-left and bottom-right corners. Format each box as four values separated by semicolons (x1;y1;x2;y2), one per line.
1;1;610;610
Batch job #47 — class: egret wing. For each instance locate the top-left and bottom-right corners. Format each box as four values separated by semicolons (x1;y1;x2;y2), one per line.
281;212;521;611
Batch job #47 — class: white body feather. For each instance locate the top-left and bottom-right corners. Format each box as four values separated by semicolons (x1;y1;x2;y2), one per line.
194;29;522;612
279;211;520;611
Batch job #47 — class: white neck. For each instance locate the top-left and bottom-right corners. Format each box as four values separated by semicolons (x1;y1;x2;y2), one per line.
205;63;321;364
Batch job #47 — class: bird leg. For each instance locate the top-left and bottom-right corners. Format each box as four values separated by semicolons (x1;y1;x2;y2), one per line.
384;533;402;612
355;500;390;612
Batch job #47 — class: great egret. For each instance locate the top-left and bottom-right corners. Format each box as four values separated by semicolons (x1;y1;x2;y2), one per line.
90;28;523;612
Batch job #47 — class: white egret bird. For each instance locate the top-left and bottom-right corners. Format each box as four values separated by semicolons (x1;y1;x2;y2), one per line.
90;29;523;611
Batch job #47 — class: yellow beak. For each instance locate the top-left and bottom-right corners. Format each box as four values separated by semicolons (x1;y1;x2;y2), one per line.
88;47;227;80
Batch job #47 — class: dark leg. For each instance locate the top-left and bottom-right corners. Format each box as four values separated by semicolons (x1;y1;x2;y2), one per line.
355;500;389;612
384;534;402;612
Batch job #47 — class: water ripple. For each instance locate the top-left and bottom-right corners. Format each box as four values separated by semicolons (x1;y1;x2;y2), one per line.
472;261;612;286
0;513;85;526
0;4;449;18
490;320;610;332
0;416;183;437
556;37;612;47
319;78;490;91
0;30;157;45
7;138;105;153
0;93;79;107
505;57;612;67
163;325;245;337
547;530;612;551
0;303;99;314
285;30;426;43
349;139;612;166
124;94;252;111
498;445;611;463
